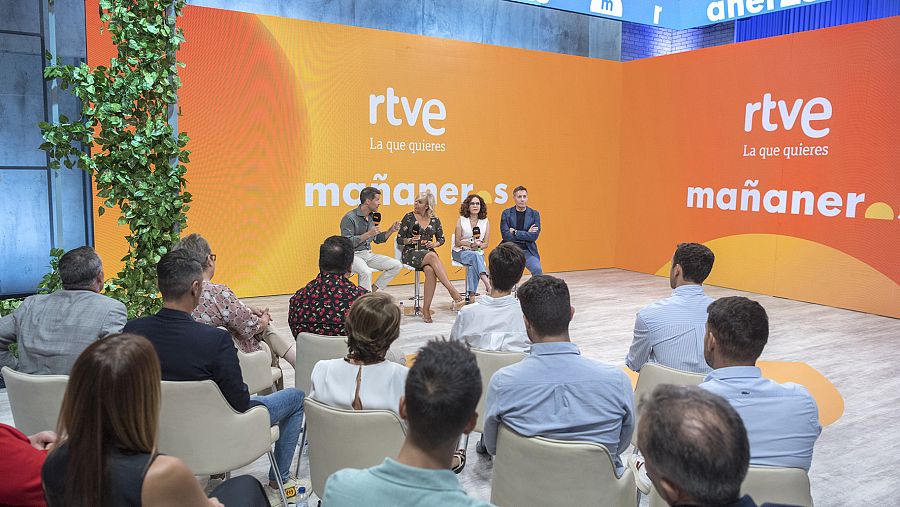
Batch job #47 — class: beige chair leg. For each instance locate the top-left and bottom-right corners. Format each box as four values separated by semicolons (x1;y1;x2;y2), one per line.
269;451;289;507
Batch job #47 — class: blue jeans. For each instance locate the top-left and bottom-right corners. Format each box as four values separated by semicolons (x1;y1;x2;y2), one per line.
250;388;304;481
451;249;487;293
524;251;542;276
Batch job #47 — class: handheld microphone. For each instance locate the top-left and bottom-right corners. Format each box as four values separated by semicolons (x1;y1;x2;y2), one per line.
411;223;421;249
372;212;382;226
472;226;481;240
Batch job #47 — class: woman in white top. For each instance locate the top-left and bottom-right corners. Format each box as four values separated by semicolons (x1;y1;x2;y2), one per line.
452;194;492;298
310;292;408;413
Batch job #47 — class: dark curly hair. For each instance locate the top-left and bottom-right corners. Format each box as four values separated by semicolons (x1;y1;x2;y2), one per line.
459;194;487;220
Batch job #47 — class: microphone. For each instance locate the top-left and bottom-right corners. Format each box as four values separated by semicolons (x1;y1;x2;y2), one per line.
411;223;421;249
472;226;481;250
372;212;382;226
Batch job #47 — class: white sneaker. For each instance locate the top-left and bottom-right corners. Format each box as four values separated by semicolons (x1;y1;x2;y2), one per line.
267;477;302;506
629;453;652;494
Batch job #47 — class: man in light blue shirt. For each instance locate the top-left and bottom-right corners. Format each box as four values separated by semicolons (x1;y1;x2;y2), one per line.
699;296;821;471
482;275;634;475
322;340;492;507
627;242;715;374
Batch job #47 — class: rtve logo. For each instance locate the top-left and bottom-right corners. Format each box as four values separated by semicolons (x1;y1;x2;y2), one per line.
708;0;817;22
369;87;447;136
744;93;832;139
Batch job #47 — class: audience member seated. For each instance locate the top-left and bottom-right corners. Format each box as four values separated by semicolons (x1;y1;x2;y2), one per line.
310;292;408;412
0;423;56;507
124;250;305;503
322;339;492;507
289;235;368;337
42;333;268;507
482;275;634;475
626;242;715;374
449;243;529;352
0;246;127;375
700;296;821;471
639;384;797;507
173;233;297;368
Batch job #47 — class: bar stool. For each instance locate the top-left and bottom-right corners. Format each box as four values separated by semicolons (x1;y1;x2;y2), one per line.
394;242;423;315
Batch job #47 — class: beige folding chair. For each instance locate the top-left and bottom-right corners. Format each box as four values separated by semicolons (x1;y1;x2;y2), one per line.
304;398;406;498
632;363;706;447
490;425;636;507
238;341;281;395
648;466;812;507
471;348;526;434
157;380;289;506
2;366;68;434
294;332;349;395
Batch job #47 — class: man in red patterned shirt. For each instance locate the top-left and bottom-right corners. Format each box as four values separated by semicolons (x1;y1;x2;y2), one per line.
289;236;369;337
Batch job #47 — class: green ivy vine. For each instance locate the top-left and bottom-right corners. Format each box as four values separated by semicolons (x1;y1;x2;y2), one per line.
39;0;190;318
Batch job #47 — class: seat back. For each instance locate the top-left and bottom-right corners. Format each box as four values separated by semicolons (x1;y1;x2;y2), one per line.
648;466;812;507
2;367;68;434
157;380;273;475
304;398;406;497
295;332;349;394
471;349;526;434
632;363;706;446
238;341;275;395
490;425;636;507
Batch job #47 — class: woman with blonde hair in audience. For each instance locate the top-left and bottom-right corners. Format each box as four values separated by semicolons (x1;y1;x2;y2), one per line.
173;233;297;368
310;293;408;412
397;191;465;322
42;333;267;507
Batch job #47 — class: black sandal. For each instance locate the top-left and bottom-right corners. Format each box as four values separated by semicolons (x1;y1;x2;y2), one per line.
451;450;467;474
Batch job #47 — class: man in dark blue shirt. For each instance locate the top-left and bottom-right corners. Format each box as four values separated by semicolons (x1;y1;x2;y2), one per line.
125;250;304;501
500;185;542;275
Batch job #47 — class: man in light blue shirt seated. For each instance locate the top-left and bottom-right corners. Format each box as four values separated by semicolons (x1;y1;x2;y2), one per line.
482;275;635;475
700;296;821;471
322;340;492;507
626;242;715;374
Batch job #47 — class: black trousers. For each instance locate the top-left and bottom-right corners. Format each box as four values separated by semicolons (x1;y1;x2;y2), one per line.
210;475;271;507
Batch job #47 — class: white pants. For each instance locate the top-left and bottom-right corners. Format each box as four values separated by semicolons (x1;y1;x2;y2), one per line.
351;250;403;291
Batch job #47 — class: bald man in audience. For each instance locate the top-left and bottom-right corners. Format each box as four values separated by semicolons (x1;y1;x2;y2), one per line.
700;296;821;471
481;275;634;475
626;242;715;374
322;340;491;507
639;385;797;507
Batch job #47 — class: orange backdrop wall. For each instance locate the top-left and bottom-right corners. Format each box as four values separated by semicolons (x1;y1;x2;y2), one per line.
87;4;899;318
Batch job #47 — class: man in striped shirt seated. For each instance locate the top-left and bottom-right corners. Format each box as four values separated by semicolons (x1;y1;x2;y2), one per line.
626;243;715;374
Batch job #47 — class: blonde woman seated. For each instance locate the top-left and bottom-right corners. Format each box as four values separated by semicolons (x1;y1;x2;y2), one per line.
453;194;492;298
397;192;464;323
173;233;297;368
310;293;408;412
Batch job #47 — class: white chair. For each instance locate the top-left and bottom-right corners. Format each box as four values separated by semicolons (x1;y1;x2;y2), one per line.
450;233;485;302
648;466;813;507
632;363;706;447
304;398;406;498
490;425;636;507
238;341;281;395
394;242;423;315
157;380;289;506
2;366;68;434
471;349;526;434
294;332;350;395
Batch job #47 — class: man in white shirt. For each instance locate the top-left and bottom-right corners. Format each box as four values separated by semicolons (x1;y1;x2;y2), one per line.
449;243;529;352
626;243;715;374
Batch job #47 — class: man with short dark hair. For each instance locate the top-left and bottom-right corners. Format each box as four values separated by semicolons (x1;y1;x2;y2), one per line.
627;242;715;373
450;243;529;352
124;250;305;502
0;246;126;374
500;186;542;275
700;296;820;471
322;339;491;506
639;384;787;507
340;186;402;291
482;275;634;474
288;236;368;337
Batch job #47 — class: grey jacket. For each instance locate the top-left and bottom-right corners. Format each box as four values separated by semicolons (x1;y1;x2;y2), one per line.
0;290;127;375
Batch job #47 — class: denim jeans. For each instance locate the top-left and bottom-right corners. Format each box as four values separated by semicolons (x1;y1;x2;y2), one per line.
451;249;486;293
250;387;304;481
523;251;542;276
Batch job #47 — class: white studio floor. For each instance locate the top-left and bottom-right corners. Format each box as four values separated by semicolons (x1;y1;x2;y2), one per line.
2;269;897;506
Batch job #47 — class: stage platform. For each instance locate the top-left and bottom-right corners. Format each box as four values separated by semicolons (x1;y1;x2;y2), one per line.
2;268;897;505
